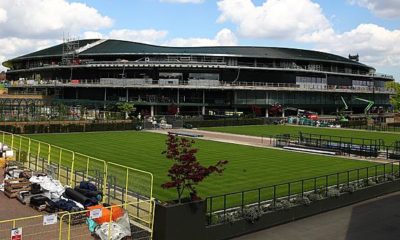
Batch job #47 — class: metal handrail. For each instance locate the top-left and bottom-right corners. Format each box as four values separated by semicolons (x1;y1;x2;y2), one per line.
8;79;395;93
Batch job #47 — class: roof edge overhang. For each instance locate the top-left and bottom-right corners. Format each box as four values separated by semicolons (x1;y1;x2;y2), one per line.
2;38;373;70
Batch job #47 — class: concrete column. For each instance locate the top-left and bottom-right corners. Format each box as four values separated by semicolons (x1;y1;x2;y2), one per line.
282;109;285;118
202;90;206;115
103;88;107;107
150;105;154;117
265;108;269;118
177;89;180;114
102;88;107;119
126;88;129;102
233;91;238;114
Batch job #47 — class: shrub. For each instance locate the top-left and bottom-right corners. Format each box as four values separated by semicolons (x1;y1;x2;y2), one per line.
242;207;263;223
293;196;311;206
377;176;386;184
327;188;340;198
267;199;292;211
224;211;241;224
307;192;324;202
387;174;396;182
340;184;357;193
365;179;377;186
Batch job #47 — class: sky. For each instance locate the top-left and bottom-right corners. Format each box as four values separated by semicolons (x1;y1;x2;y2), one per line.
0;0;399;80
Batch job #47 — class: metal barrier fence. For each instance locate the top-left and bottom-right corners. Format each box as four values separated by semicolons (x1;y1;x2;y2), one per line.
345;124;400;133
0;214;63;239
270;132;386;158
0;130;155;239
206;161;400;226
58;200;154;240
0;200;154;239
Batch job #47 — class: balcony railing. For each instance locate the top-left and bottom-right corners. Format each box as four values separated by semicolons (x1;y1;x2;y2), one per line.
8;79;395;94
8;60;395;80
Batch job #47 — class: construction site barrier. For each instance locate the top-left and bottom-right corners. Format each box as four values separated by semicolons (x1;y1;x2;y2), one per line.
0;200;154;239
0;130;155;239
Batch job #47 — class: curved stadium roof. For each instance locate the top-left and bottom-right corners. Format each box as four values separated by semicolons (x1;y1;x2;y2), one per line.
3;39;371;69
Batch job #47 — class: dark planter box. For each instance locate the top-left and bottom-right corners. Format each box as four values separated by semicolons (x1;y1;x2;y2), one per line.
153;200;207;240
154;180;400;240
206;180;400;240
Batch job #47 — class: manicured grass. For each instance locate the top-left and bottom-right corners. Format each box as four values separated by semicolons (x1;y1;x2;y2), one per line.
203;125;400;146
26;131;380;203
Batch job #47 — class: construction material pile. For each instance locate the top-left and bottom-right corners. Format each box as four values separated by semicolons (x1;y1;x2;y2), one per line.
1;160;131;240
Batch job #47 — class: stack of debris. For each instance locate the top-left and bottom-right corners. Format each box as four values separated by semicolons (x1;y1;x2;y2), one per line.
3;178;31;198
0;143;15;168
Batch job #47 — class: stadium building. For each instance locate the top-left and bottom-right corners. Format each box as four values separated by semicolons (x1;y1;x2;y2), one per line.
1;39;395;117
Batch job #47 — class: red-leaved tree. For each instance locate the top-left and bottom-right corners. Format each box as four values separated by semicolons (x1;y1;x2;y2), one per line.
162;133;228;203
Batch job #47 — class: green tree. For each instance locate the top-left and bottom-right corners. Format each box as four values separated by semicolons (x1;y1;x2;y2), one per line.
117;102;135;119
58;104;69;120
162;133;228;203
386;82;400;111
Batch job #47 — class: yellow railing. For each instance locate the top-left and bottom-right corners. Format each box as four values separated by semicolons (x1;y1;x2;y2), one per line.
0;214;61;239
0;200;154;240
1;130;153;201
0;130;155;239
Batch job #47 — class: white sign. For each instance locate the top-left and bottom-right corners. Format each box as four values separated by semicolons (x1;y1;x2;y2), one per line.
10;227;22;240
90;208;102;219
43;214;58;226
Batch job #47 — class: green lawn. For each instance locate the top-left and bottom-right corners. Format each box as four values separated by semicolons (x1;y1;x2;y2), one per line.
24;131;383;204
203;125;400;146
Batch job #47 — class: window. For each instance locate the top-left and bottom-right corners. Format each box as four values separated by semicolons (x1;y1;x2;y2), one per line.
189;73;219;80
352;80;373;87
159;72;182;80
296;76;327;84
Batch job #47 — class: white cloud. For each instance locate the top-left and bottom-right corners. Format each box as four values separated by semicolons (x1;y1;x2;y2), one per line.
301;24;400;68
83;29;168;45
350;0;400;18
0;8;7;23
83;28;237;47
0;0;113;38
0;37;58;70
216;0;400;76
160;0;204;3
108;29;168;44
165;28;238;47
217;0;330;39
82;31;104;39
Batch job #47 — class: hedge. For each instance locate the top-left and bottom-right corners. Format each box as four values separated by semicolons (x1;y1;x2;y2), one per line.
0;121;138;134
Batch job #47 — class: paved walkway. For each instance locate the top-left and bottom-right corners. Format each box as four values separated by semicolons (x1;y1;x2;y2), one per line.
147;128;391;164
147;128;274;147
234;191;400;240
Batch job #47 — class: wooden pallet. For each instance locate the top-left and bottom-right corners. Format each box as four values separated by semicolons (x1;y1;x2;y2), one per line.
4;178;31;198
4;186;31;198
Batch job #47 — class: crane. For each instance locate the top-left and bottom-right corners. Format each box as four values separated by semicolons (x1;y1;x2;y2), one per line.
341;96;348;111
338;96;350;123
355;97;374;116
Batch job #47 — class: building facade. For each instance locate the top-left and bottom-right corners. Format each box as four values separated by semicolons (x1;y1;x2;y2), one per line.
2;39;395;117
